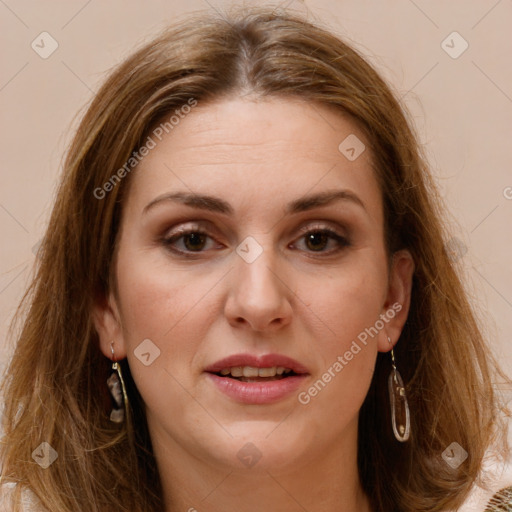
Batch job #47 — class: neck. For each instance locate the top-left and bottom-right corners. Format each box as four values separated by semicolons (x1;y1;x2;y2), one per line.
149;420;373;512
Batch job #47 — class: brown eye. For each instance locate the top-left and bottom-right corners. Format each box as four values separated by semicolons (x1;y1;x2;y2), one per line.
182;232;207;251
162;229;215;254
294;228;350;254
305;231;329;252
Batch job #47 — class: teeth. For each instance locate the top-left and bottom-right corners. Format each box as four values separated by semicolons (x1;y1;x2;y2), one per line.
230;366;243;377
258;367;277;377
218;366;293;378
243;366;259;378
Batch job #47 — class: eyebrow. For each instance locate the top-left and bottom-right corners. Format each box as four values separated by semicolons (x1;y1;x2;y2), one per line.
142;189;366;216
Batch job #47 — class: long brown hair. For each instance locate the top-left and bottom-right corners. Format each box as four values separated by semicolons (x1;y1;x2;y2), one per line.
1;6;508;511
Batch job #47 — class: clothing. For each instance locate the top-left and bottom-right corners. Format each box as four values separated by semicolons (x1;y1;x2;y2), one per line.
2;465;512;511
1;397;511;510
458;452;512;511
484;486;512;510
0;482;43;511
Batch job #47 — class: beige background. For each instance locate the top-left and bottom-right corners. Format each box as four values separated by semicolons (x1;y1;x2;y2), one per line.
1;0;511;380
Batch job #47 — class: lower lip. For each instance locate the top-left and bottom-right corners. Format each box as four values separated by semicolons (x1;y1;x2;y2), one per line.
206;373;308;405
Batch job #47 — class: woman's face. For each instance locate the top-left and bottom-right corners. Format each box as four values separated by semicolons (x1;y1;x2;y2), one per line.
94;96;413;473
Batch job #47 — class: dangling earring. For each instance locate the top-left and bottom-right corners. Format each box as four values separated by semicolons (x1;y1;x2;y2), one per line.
107;341;129;423
387;337;410;442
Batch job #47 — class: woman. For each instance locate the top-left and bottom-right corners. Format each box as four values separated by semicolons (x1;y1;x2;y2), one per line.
0;6;510;512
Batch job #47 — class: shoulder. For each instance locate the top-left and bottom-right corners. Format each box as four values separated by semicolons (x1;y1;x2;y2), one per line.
458;468;512;511
458;438;512;510
466;484;512;511
484;486;512;510
0;481;46;511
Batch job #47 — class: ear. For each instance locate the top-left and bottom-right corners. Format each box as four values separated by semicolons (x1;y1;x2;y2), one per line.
91;290;127;360
377;249;415;353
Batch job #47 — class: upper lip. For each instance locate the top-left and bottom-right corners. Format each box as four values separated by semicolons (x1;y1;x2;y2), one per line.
204;353;310;374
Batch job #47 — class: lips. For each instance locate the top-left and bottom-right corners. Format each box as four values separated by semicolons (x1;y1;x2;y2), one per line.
204;353;310;405
204;353;309;375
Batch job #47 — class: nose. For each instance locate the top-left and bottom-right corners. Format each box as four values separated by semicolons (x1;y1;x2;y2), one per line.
224;245;293;332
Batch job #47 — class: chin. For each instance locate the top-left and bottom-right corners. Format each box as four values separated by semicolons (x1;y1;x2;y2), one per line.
196;425;312;473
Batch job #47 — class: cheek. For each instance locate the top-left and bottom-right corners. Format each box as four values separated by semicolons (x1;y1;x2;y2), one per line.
113;249;217;403
115;245;219;342
114;233;388;431
302;256;387;349
294;256;386;415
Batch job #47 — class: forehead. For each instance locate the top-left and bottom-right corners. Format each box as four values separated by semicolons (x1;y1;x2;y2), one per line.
125;97;381;222
146;97;366;163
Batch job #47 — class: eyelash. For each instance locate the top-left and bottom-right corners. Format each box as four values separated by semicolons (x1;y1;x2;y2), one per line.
161;223;351;258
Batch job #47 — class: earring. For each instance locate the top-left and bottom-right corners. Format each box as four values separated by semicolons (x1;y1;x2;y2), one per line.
387;337;410;442
107;342;129;423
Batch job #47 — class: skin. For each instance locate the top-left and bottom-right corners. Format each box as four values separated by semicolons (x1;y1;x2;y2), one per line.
93;96;414;512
